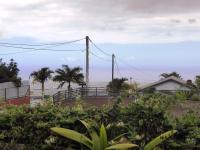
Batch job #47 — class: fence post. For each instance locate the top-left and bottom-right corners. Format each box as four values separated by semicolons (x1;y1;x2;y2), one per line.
65;90;67;101
5;88;6;101
17;87;19;98
96;87;98;96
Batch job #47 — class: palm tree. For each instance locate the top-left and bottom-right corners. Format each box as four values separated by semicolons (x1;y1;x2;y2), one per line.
107;78;128;93
53;65;84;90
30;67;54;97
160;72;181;79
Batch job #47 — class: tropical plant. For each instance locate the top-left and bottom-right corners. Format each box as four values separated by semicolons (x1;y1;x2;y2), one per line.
160;72;181;79
107;78;128;94
51;120;177;150
144;130;177;150
31;67;53;97
195;75;200;90
0;58;21;86
53;65;84;90
51;120;138;150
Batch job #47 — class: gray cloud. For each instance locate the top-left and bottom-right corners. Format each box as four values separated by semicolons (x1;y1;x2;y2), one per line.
188;18;197;24
60;0;200;17
170;19;181;24
0;0;200;43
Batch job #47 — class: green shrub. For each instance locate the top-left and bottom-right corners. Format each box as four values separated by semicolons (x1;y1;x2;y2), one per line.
0;95;199;150
191;94;200;101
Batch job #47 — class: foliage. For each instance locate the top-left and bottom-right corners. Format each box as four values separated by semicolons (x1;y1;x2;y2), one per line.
53;65;84;90
191;94;200;101
31;67;54;97
107;78;128;94
121;103;173;148
51;120;138;150
168;111;200;149
138;93;177;110
142;87;156;94
0;95;200;150
160;72;181;79
144;130;177;150
195;75;200;89
0;58;21;87
174;91;190;101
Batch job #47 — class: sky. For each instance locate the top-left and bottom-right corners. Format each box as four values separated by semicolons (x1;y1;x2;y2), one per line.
0;0;200;84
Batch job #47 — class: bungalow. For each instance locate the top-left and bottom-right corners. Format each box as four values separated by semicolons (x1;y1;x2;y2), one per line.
139;76;192;93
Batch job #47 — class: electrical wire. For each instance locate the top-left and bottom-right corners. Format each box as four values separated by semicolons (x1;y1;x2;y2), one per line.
89;39;112;56
0;38;85;47
115;59;123;77
0;48;85;55
0;44;85;51
89;51;111;62
116;56;156;78
115;57;156;82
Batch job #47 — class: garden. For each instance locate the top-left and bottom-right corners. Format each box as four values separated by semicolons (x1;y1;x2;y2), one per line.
1;92;200;150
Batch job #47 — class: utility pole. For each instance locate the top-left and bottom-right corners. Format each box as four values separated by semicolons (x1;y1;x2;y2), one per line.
130;77;133;84
86;36;89;86
112;54;115;82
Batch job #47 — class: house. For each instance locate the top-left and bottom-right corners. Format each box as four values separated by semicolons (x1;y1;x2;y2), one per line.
139;76;192;93
0;81;30;105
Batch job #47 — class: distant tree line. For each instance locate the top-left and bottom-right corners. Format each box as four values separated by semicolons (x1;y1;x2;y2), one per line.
2;59;200;96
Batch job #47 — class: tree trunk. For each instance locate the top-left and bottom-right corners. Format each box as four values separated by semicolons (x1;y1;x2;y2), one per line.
42;82;44;99
68;81;71;99
68;81;71;91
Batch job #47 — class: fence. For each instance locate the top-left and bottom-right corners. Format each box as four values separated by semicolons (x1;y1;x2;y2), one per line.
0;85;30;102
52;87;123;104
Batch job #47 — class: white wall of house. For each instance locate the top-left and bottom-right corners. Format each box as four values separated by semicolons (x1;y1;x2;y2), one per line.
0;81;30;101
154;81;191;91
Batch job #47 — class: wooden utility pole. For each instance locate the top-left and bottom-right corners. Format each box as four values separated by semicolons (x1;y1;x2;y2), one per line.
86;36;89;86
130;77;133;84
112;54;115;82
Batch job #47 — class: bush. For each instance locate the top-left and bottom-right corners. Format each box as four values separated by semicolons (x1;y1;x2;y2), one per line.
191;94;200;101
168;111;200;150
0;95;200;150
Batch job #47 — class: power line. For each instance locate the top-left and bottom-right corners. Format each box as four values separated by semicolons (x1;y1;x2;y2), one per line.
89;51;111;62
0;38;85;47
116;56;156;78
89;38;112;56
115;56;157;82
0;44;84;52
0;48;85;56
115;59;122;77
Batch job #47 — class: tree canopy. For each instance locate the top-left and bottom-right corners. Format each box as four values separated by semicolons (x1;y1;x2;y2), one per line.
31;67;54;96
107;78;128;93
53;65;84;89
160;72;181;79
0;59;21;87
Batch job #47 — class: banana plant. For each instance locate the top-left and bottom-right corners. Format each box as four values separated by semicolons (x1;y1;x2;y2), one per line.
51;120;138;150
51;120;177;150
144;130;177;150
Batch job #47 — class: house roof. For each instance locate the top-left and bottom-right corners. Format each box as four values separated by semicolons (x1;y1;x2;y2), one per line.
139;76;191;91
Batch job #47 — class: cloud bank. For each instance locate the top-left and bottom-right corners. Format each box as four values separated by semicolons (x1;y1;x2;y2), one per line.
0;0;200;43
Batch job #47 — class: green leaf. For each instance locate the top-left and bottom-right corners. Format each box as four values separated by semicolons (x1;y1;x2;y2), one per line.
105;143;138;150
91;131;101;150
51;127;93;149
100;124;108;149
80;120;101;150
144;130;177;150
110;133;128;142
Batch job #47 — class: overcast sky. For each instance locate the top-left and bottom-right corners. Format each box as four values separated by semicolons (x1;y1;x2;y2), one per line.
0;0;200;83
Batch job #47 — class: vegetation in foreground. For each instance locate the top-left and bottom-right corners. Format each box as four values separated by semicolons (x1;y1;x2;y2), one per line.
1;92;200;150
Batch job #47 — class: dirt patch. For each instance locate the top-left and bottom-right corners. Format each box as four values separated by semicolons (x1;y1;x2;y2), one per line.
168;100;200;117
62;97;133;107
